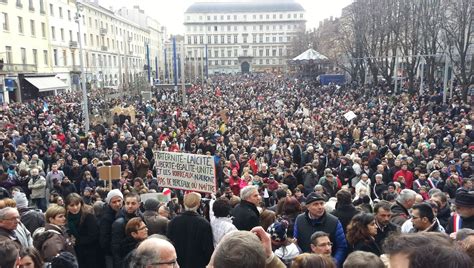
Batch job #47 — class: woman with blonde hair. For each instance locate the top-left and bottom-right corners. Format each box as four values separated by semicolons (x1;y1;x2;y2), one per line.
35;205;75;262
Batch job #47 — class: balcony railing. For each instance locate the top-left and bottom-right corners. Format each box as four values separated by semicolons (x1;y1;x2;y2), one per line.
0;63;37;73
69;41;78;48
70;65;81;73
101;46;108;51
100;28;107;35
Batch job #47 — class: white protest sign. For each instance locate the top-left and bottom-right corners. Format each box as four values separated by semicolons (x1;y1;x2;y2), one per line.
155;151;216;193
344;111;357;121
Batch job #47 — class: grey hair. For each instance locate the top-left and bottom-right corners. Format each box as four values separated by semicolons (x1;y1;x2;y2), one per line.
212;231;266;268
0;207;17;221
375;174;383;179
129;247;161;268
240;185;258;200
396;189;417;204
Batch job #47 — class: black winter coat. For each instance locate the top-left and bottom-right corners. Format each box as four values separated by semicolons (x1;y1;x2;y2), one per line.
231;200;260;231
70;212;103;268
331;204;360;233
99;205;117;255
167;211;214;268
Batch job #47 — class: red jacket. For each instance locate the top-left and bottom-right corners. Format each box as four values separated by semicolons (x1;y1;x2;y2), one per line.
393;169;414;189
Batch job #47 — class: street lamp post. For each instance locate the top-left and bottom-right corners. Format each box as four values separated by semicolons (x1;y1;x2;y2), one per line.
75;2;90;133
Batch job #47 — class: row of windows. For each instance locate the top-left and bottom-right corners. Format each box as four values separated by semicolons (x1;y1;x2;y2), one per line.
3;45;144;70
187;47;288;58
187;23;302;32
10;0;150;43
207;58;283;66
186;13;304;21
1;15;146;55
186;34;293;45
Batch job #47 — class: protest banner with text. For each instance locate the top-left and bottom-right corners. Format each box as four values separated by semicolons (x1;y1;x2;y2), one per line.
154;151;216;193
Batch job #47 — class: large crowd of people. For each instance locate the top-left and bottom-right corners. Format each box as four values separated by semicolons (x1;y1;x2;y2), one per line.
0;73;473;268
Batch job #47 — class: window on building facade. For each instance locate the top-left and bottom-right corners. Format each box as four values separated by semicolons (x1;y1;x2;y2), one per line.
220;35;224;43
41;22;45;37
266;36;269;42
214;35;218;43
227;15;230;20
234;35;238;43
2;13;8;31
187;36;191;44
40;0;45;13
214;26;217;31
53;49;58;65
272;49;276;56
193;35;197;44
43;50;48;65
266;49;269;56
279;48;283;56
227;35;231;43
18;16;23;33
32;48;37;65
243;36;247;43
5;46;12;63
60;28;64;41
214;50;218;57
59;7;62;18
259;49;263;56
68;10;71;20
30;19;35;36
266;14;269;19
49;3;53;16
208;35;211;44
16;0;22;8
62;50;67;66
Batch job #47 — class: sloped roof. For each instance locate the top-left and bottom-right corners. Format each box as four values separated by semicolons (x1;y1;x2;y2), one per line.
186;1;304;13
291;48;328;61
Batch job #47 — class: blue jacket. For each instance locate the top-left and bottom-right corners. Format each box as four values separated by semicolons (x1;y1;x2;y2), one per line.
294;211;348;266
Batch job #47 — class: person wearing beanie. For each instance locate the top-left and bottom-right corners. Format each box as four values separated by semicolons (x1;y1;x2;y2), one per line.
167;192;214;268
142;198;169;236
13;191;45;234
293;192;348;266
447;191;474;233
99;189;124;268
51;252;79;268
268;219;300;266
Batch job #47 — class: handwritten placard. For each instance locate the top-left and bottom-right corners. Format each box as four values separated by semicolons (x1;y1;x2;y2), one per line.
155;151;216;193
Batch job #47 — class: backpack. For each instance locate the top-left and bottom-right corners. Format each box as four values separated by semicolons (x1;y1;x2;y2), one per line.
32;227;61;252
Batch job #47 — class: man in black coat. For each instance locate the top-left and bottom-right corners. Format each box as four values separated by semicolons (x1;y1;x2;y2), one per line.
231;185;261;231
167;192;213;268
374;201;399;250
111;193;141;268
99;189;123;268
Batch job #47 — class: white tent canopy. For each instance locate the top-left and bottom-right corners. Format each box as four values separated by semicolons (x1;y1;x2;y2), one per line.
291;48;328;61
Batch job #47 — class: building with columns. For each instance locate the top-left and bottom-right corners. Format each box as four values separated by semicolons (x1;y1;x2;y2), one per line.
184;1;306;74
0;0;164;103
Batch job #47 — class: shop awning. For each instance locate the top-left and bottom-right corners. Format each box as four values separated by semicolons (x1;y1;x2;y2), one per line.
24;77;68;92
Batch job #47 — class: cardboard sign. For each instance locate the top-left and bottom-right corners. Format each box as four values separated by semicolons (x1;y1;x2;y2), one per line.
155;151;216;193
344;111;357;121
98;165;121;190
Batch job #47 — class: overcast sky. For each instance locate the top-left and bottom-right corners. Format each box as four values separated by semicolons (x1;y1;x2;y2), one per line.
98;0;353;33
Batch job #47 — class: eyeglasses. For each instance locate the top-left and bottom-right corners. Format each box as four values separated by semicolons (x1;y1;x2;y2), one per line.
315;242;333;247
3;216;20;221
137;225;148;231
151;259;178;267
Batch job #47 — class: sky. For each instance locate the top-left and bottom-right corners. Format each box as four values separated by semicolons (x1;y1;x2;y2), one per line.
98;0;353;34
